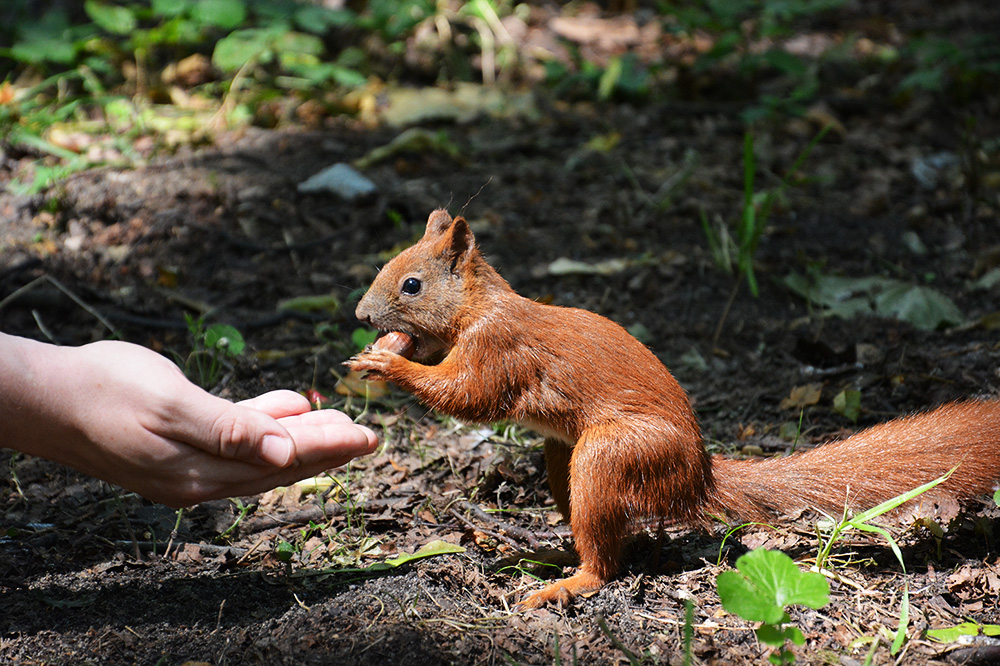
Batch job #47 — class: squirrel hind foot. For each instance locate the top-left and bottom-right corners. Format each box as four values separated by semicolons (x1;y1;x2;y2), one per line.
514;571;606;611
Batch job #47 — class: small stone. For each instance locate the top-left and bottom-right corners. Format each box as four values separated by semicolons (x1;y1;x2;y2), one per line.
297;163;377;200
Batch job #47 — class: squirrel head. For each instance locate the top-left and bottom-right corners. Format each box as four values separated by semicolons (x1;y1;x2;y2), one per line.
356;209;487;360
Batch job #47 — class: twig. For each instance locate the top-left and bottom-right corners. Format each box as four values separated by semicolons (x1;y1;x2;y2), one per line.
457;500;540;549
633;611;756;631
115;540;248;558
240;496;411;534
30;310;58;343
596;614;641;666
711;277;742;351
448;508;525;551
0;274;119;337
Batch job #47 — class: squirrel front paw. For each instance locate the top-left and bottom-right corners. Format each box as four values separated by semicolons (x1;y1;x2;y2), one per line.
346;348;402;381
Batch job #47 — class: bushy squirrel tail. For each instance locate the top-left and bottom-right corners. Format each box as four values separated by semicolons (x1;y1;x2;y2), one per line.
704;401;1000;522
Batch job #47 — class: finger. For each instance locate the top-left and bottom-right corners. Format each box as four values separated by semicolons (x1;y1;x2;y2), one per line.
210;404;297;467
275;409;357;427
157;388;298;468
236;390;311;418
283;422;379;465
161;429;379;505
187;460;357;504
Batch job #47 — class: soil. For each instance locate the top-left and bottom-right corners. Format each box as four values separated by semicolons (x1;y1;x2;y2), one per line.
2;3;1000;665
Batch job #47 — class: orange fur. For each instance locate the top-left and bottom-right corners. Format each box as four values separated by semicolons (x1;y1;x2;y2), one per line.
349;210;1000;609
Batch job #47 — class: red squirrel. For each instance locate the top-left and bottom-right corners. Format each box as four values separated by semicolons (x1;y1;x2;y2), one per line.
348;209;1000;609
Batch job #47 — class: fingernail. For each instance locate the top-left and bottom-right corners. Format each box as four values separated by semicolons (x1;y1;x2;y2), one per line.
259;435;294;467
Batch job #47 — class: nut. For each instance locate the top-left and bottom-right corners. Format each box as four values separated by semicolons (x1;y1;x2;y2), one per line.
372;331;415;359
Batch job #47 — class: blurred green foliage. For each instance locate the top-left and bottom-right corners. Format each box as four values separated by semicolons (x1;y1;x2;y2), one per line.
1;0;997;192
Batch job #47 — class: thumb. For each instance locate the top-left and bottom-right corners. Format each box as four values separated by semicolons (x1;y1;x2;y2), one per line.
158;385;297;467
206;400;296;466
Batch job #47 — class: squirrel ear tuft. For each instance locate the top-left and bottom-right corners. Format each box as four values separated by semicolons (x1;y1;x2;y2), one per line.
424;209;453;238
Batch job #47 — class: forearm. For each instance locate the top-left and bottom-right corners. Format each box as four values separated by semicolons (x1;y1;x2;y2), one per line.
388;358;515;424
0;332;77;460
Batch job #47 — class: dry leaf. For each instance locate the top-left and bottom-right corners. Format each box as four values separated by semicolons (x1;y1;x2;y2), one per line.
335;369;390;398
780;383;823;409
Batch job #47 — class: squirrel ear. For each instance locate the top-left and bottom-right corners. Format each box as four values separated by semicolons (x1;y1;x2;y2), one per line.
424;209;453;238
440;215;476;272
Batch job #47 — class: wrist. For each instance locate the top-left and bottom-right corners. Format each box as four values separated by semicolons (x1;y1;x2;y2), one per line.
0;333;80;459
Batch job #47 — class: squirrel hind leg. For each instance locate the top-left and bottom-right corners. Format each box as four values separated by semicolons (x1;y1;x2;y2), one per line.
515;427;638;609
515;570;605;610
544;438;573;520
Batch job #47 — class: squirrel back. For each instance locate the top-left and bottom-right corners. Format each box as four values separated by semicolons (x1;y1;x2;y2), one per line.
351;209;1000;608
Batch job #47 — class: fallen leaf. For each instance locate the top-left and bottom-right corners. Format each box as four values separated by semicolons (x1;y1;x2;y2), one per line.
354;128;463;169
547;257;628;276
549;15;640;51
379;82;537;127
277;293;340;315
335;370;390;399
783;271;964;331
803;104;846;137
948;566;975;587
832;389;861;423
780;383;823;410
0;81;14;104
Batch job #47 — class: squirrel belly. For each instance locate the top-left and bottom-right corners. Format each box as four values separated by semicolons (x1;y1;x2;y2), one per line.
350;209;1000;609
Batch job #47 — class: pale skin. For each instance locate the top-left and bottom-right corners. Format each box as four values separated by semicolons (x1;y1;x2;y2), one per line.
0;332;378;507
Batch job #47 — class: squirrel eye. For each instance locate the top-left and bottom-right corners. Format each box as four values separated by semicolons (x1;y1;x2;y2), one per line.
401;277;422;295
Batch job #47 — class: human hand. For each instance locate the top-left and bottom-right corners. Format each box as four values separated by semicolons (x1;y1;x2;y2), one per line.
2;335;378;507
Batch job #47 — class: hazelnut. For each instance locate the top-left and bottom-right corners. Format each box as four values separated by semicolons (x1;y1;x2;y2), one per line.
372;331;415;359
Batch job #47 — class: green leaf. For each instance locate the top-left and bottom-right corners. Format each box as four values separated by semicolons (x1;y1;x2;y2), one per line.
927;622;1000;643
277;31;325;57
718;570;785;624
84;1;138;34
755;623;790;647
212;28;273;72
204;324;245;357
192;0;247;29
833;389;861;423
329;65;368;88
294;5;356;33
277;293;340;315
9;37;78;66
352;327;378;351
890;584;909;654
786;625;806;646
597;55;622;101
151;0;192;17
383;540;465;567
274;539;296;562
782;271;964;330
846;468;954;528
318;539;465;575
9;11;80;64
927;623;982;643
718;549;829;625
874;283;964;331
761;49;807;75
994;487;1000;506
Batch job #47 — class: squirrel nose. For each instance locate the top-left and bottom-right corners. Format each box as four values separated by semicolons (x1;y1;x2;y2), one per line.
355;300;371;324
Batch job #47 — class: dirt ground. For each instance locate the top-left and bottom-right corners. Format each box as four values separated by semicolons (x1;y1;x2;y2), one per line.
3;4;1000;665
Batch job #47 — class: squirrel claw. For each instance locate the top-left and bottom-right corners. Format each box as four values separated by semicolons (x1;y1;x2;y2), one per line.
514;584;573;612
513;571;604;611
346;348;401;379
